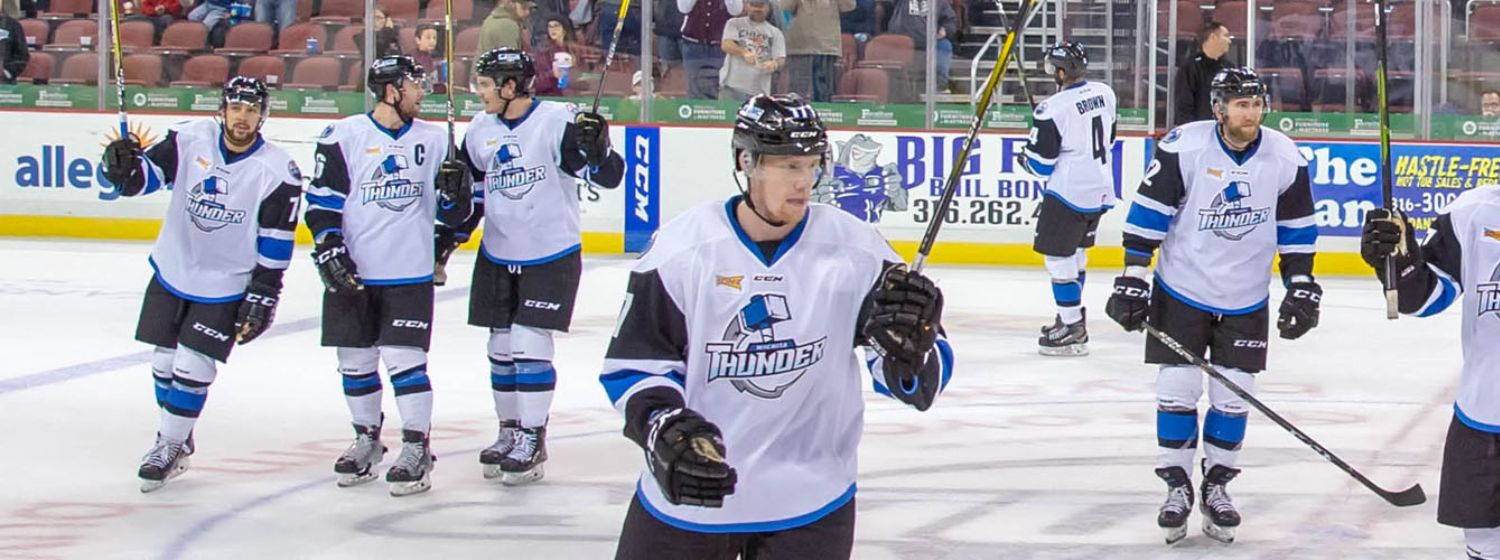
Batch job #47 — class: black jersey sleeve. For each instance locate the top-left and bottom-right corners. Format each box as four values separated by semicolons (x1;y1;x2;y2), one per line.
1401;213;1464;317
600;269;690;449
1122;149;1187;267
304;141;351;241
560;121;625;188
1275;166;1318;282
1021;116;1063;177
119;130;181;197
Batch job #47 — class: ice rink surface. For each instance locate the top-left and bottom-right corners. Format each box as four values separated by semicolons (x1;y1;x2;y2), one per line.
0;239;1468;559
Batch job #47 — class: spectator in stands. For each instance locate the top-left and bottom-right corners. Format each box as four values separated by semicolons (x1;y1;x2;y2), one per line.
2;0;18;18
411;22;445;92
840;0;874;45
0;10;25;84
122;0;184;41
719;0;783;101
188;0;248;33
254;0;296;34
528;0;567;48
654;0;686;75
1482;90;1500;118
679;0;739;99
478;0;532;54
783;0;850;102
1173;22;1232;126
884;0;957;94
354;4;404;58
534;16;581;96
596;0;641;53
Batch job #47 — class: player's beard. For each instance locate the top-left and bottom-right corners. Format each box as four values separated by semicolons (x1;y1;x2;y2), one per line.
1224;119;1261;148
398;97;422;122
222;121;257;147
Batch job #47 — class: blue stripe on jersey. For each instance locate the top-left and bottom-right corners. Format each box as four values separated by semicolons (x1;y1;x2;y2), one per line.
600;369;687;403
1276;225;1318;247
724;196;808;267
1416;271;1459;318
256;236;294;261
936;338;954;391
1456;404;1500;434
1027;156;1056;177
365;112;413;140
1125;203;1172;233
636;480;856;534
143;159;165;194
148;257;245;303
1043;190;1110;213
481;243;582;266
306;193;346;211
1155;276;1268;316
362;275;435;286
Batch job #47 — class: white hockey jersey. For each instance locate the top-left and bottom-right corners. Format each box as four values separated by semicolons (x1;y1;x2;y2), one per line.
600;198;954;532
134;119;302;302
461;100;623;265
1121;121;1318;313
1408;185;1500;432
305;114;451;284
1023;80;1119;212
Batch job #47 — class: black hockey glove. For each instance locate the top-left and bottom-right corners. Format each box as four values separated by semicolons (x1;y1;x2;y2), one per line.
235;283;279;344
574;111;611;167
863;265;943;409
103;138;142;187
1277;278;1322;340
646;407;737;508
433;229;462;286
1106;268;1151;332
1360;208;1424;284
435;158;470;210
313;233;363;294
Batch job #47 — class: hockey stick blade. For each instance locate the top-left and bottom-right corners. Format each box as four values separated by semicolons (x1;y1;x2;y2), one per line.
1143;324;1424;507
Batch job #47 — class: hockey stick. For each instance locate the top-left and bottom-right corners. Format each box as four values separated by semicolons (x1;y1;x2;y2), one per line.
1373;0;1399;320
1142;324;1426;507
443;0;456;159
590;0;634;113
107;0;128;139
992;1;1036;112
913;0;1039;272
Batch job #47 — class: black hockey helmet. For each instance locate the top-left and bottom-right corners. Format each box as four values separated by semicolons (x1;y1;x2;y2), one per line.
731;93;829;170
221;75;270;118
367;55;427;100
1042;41;1088;82
476;47;536;96
1210;66;1270;114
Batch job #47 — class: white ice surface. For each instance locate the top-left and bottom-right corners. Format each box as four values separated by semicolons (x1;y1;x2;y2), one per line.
0;238;1467;559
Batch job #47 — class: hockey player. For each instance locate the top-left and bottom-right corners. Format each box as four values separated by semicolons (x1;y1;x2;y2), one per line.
1018;41;1118;356
100;77;302;493
1105;67;1321;544
449;47;624;485
304;55;472;497
1360;189;1500;559
600;94;954;559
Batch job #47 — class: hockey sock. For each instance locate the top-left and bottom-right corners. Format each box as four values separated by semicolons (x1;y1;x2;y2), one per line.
1044;255;1083;324
512;325;556;429
383;346;433;434
151;346;175;409
1205;367;1255;470
159;346;218;443
1074;249;1088;293
337;347;383;428
1156;365;1205;472
1465;527;1500;559
488;328;519;422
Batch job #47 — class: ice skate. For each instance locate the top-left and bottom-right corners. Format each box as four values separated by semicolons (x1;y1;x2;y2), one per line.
480;419;520;480
500;425;547;486
1199;462;1242;543
386;430;435;497
1155;466;1193;545
1038;315;1089;356
138;435;192;493
333;421;385;487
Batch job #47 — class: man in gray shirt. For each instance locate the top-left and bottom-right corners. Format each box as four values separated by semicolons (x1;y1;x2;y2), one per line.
719;0;785;101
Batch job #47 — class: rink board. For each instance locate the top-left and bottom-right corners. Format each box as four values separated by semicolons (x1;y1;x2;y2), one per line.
3;110;1496;274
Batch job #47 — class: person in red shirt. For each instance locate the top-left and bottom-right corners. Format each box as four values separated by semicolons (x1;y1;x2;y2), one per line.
532;16;580;96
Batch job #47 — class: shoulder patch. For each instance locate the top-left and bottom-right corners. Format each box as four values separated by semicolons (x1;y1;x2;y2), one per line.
1162;127;1183;144
1034;102;1049;117
319;125;334;139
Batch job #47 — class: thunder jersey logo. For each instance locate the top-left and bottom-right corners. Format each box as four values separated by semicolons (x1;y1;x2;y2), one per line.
1197;180;1271;240
185;176;247;232
361;154;424;211
486;142;548;200
1479;261;1500;319
704;293;826;399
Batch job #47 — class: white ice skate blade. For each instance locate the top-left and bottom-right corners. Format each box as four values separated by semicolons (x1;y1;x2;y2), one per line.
1162;524;1187;546
1202;518;1236;544
501;464;545;486
482;463;505;480
337;472;380;488
1038;343;1089;357
389;474;432;497
139;456;191;494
